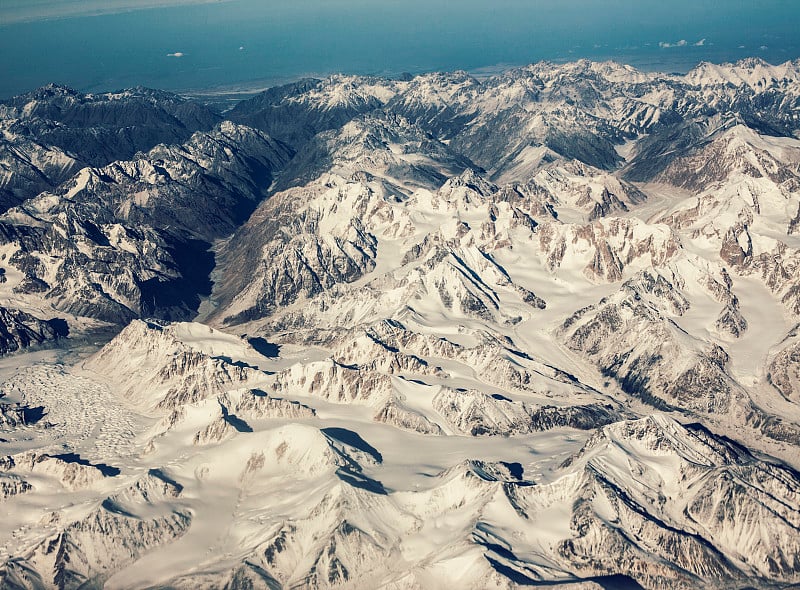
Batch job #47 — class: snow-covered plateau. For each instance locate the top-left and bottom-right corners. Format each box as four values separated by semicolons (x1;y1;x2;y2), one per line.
1;58;800;589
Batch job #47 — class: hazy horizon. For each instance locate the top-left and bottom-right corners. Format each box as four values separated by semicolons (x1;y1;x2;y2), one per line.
2;0;799;98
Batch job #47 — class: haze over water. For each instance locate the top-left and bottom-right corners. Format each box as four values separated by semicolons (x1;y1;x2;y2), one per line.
1;0;799;98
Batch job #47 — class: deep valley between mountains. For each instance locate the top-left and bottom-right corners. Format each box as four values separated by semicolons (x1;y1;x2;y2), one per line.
1;58;800;589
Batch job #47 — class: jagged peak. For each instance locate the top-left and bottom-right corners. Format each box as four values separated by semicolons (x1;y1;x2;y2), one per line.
291;74;397;110
393;70;482;107
714;122;800;159
686;57;800;89
565;414;748;470
88;319;261;364
235;424;381;480
433;459;528;486
440;168;497;197
337;111;421;140
4;83;199;112
215;119;264;138
407;69;478;86
510;59;653;85
28;83;79;99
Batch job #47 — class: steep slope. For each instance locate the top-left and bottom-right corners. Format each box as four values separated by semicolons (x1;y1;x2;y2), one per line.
0;84;221;210
273;112;475;192
14;121;291;240
0;122;291;322
1;470;191;589
227;75;396;151
0;132;80;213
83;320;269;413
226;58;800;188
768;325;800;402
0;306;67;355
532;415;800;588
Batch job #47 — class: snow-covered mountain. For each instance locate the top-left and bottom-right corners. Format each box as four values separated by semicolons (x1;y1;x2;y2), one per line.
1;58;800;589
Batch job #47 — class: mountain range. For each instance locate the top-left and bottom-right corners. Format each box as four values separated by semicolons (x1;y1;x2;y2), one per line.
1;57;800;589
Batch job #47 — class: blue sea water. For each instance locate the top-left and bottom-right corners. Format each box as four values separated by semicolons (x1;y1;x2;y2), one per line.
1;0;799;98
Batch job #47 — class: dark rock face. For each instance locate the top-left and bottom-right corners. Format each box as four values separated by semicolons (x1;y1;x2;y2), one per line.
211;111;482;325
0;84;222;211
272;112;477;192
0;306;66;355
24;121;292;240
215;183;379;324
0;90;244;322
231;59;800;185
0;133;81;213
559;275;738;414
227;77;386;151
768;325;800;401
432;386;624;436
551;415;800;589
1;210;196;323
